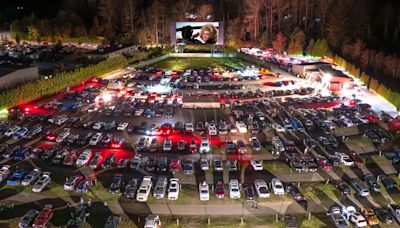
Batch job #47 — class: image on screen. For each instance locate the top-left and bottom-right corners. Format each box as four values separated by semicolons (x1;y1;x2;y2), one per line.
173;22;224;45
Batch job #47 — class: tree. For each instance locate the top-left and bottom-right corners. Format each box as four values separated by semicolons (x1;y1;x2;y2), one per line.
197;4;213;21
90;17;102;37
173;0;195;21
28;26;40;43
325;0;351;49
305;38;315;55
98;0;116;41
122;0;137;34
311;39;329;57
245;0;263;41
287;28;305;55
272;32;287;53
15;33;21;45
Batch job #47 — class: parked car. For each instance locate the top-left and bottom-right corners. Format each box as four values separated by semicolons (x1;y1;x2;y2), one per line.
199;180;210;201
19;209;39;228
7;168;27;185
144;214;161;228
229;179;241;199
328;206;348;228
351;180;370;197
335;181;351;196
251;160;263;171
200;158;209;171
108;174;123;194
271;178;285;196
21;168;42;186
244;186;256;201
214;181;225;199
153;177;168;199
377;175;398;190
199;138;210;153
136;176;153;202
364;174;381;192
32;172;51;193
286;183;303;201
104;215;121;228
32;204;53;228
124;178;140;198
373;207;393;224
388;204;400;224
360;207;379;226
254;179;270;198
168;178;180;200
64;175;84;191
341;206;367;227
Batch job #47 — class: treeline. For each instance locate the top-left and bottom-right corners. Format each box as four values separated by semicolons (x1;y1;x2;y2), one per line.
332;55;400;109
0;49;160;109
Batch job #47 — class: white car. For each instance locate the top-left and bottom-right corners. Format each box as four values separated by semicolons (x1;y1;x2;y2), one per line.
254;179;270;198
136;176;152;202
75;149;92;167
32;172;51;193
135;109;144;116
144;215;161;228
251;160;263;171
229;179;241;199
236;121;247;133
92;122;105;130
271;178;285;196
117;122;129;131
199;181;210;201
56;128;70;143
199;138;210;153
0;165;11;183
89;133;103;146
4;125;21;137
21;168;41;186
185;122;194;133
208;123;218;135
163;139;172;151
273;124;286;132
200;158;209;171
342;206;367;227
64;175;83;191
168;178;180;200
339;154;354;166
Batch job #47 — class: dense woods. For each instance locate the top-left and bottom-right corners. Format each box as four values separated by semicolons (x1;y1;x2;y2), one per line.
1;0;400;106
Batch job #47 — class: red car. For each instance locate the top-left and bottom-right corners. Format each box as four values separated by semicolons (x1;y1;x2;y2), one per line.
214;181;225;199
347;151;364;167
315;157;333;171
189;140;197;153
33;204;53;228
169;159;182;173
364;114;378;124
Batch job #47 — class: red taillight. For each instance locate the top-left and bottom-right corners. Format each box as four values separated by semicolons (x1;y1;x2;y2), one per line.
46;135;56;141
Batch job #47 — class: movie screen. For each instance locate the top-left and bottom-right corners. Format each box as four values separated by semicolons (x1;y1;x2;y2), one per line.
172;22;224;45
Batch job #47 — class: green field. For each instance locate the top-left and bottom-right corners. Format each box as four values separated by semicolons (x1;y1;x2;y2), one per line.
150;57;256;70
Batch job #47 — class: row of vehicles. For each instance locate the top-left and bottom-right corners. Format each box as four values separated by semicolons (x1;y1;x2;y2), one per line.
329;204;400;227
0;166;50;193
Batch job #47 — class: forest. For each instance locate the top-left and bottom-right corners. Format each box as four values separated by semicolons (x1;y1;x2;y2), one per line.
1;0;400;93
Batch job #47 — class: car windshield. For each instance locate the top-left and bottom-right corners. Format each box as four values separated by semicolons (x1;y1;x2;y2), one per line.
201;190;208;193
259;187;268;193
170;188;177;192
139;189;147;193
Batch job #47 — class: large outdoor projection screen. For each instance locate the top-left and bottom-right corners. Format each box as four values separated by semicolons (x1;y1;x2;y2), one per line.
171;22;224;45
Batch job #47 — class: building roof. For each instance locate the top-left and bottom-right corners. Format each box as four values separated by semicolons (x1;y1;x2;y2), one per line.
319;66;350;78
0;63;33;77
183;95;221;103
294;61;331;66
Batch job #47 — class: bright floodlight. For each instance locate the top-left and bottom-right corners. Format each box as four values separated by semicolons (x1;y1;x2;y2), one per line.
146;84;172;93
324;73;332;83
102;93;113;102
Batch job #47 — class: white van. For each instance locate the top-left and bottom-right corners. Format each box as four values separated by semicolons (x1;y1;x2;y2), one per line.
136;176;153;202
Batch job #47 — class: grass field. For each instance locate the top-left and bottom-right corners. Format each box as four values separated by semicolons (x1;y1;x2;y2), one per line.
150;57;256;70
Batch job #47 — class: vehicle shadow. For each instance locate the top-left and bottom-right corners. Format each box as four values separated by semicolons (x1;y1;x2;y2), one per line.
86;201;113;228
0;202;39;220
